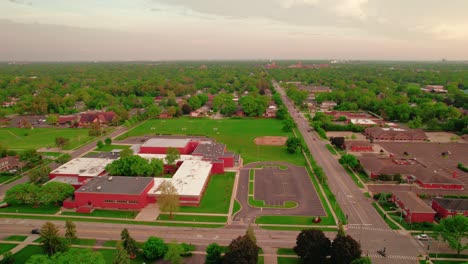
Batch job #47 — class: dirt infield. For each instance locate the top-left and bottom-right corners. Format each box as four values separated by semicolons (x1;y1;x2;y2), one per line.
254;136;287;146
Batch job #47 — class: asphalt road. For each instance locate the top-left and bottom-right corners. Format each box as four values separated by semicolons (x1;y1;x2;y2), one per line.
273;80;425;263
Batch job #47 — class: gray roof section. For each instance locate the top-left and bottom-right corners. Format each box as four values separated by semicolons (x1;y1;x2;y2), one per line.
192;142;226;160
433;198;468;211
76;176;153;195
142;138;191;148
393;191;436;214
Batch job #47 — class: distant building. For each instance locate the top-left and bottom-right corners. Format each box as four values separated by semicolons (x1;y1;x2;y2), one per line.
58;116;77;125
320;101;337;111
392;192;435;223
422;85;447;93
350;119;377;126
79;111;116;126
0;156;24;172
364;127;427;141
325;111;369;120
432;198;468;218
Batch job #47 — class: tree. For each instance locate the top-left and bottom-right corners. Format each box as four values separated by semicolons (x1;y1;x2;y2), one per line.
330;235;362;264
246;224;257;244
65;220;77;241
156;181;180;219
224;235;259;264
164;243;183;264
125;237;138;259
105;137;112;145
28;166;51;184
188;96;202;110
350;257;372;264
55;137;70;148
294;229;331;263
119;148;133;158
46;115;59;125
276;106;288;120
96;140;104;149
143;236;167;260
165;148;181;165
40;222;69;256
4;183;40;205
286;137;302;154
113;242;130;264
330;137;345;149
106;155;163;177
181;104;192;115
282;118;296;132
339;154;359;169
56;153;72;164
437;215;468;254
120;228;130;249
39;182;74;205
205;242;223;264
0;251;14;264
27;248;105;264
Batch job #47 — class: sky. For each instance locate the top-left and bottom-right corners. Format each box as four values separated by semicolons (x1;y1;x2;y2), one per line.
1;0;468;61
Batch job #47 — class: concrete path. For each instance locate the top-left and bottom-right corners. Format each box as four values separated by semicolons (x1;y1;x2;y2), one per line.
134;203;160;221
0;234;39;261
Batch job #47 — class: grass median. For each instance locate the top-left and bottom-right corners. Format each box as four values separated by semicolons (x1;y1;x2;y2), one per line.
157;214;227;223
371;202;400;230
61;209;138;219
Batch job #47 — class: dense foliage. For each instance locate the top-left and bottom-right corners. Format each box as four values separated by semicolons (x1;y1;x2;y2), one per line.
4;182;74;206
105;155;163;176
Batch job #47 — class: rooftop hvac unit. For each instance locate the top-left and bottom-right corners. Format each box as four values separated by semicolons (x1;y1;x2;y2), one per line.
97;186;101;190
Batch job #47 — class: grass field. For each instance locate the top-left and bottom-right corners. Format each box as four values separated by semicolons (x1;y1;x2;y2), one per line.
0;204;61;214
95;144;130;152
0;175;16;184
3;235;27;242
261;226;338;232
0;243;17;254
61;209;138;219
179;172;235;214
277;248;296;255
157;214;227;223
13;245;43;263
256;215;334;226
119;118;304;165
278;257;299;264
0;128;92;150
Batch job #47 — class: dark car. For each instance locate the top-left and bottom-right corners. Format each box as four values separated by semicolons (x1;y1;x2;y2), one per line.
31;229;41;234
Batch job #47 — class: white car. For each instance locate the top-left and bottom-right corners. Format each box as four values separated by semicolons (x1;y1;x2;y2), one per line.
416;234;430;241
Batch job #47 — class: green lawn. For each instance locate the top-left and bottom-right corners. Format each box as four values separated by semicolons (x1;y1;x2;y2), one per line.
40;152;62;157
95;144;130;152
363;192;371;198
432;261;468;264
102;240;118;247
0;175;17;184
179;172;235;214
343;166;364;188
256;215;334;226
261;226;337;231
70;238;97;246
61;209;138;219
278;257;300;264
13;245;43;263
0;128;92;150
3;235;27;242
0;204;61;214
0;243;17;254
277;248;296;255
157;214;227;223
119;118;304;165
325;144;337;155
249;181;254;195
429;253;468;259
232;200;241;216
371;202;400;230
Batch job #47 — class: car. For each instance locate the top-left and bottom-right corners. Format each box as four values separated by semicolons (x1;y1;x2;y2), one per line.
31;229;41;234
416;234;430;241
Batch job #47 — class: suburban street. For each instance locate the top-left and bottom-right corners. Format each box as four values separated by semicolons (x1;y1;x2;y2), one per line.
273;80;426;263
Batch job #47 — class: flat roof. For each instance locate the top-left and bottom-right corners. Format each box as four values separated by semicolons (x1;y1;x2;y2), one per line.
192;142;226;160
393;191;435;214
433;198;468;211
50;158;114;177
141;138;191;148
149;160;212;197
137;153;202;163
350;119;376;125
48;176;81;185
76;176;153;195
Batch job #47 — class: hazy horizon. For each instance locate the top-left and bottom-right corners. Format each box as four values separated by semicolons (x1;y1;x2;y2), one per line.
2;0;468;61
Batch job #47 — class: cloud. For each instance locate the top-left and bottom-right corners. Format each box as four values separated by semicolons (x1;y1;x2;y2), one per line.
8;0;32;6
278;0;320;9
413;22;468;40
333;0;369;20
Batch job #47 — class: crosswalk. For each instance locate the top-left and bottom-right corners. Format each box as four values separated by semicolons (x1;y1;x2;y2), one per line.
368;253;419;261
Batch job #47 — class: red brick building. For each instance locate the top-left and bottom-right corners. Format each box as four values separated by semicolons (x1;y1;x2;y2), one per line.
364;127;427;141
344;141;374;152
79;111;115;126
0;156;24;172
392;192;435;223
432;198;468;218
63;176;154;211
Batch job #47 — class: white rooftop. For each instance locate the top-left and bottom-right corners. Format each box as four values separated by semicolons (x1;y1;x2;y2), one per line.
141;138;191;148
50;158;113;177
350;118;377;125
382;127;406;131
138;153;202;164
48;176;82;185
149;160;212;197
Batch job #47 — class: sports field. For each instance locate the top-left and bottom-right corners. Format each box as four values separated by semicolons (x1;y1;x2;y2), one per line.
0;128;91;150
120;118;304;165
